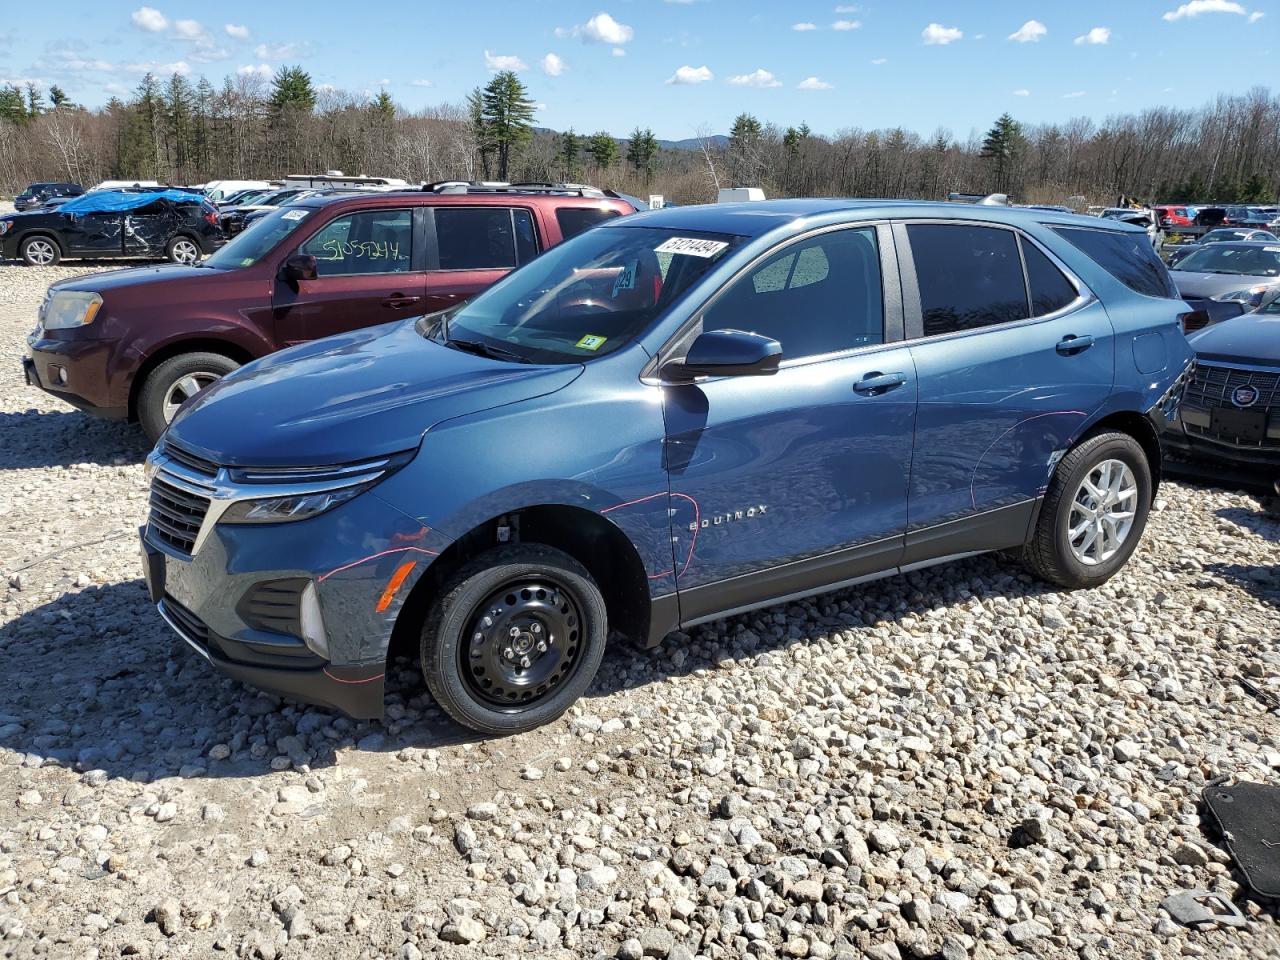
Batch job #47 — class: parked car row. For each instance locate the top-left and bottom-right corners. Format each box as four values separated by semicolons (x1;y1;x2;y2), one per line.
21;192;1198;733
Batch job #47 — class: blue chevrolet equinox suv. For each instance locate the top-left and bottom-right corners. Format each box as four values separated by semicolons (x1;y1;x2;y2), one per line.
140;200;1192;735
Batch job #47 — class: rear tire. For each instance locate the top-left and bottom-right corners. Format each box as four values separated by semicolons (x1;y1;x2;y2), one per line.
1023;431;1152;589
137;352;240;442
421;544;608;736
166;236;201;264
20;235;61;266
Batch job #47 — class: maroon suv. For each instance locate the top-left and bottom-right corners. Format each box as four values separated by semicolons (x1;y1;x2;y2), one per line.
23;187;634;440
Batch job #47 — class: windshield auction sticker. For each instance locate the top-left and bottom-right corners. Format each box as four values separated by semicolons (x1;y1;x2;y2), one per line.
281;210;308;221
576;334;607;351
655;237;729;258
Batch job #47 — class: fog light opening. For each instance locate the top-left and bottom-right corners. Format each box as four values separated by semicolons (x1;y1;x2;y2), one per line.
299;581;329;659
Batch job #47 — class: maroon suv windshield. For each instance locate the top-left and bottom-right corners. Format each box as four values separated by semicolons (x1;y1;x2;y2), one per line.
204;207;314;269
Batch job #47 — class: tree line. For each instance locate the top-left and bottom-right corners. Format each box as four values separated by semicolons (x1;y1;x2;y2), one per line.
2;68;1278;208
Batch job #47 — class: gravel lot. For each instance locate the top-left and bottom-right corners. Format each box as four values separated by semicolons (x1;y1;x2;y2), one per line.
1;245;1279;960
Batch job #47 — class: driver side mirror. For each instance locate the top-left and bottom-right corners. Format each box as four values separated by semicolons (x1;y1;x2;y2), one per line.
283;253;317;285
662;328;782;382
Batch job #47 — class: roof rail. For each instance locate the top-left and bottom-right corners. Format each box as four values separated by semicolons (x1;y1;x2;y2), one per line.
422;180;606;198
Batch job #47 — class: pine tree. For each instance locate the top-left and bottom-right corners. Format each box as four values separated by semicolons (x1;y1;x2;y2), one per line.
557;129;580;181
626;127;658;180
48;85;73;110
370;90;396;123
479;71;535;180
586;131;618;168
0;85;26;124
132;73;164;180
729;113;763;184
165;73;196;180
979;113;1025;194
24;83;45;117
270;66;316;112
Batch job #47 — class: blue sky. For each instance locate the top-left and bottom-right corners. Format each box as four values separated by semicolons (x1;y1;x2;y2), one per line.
2;1;1275;140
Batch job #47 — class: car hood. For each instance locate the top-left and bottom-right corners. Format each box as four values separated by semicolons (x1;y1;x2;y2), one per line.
1172;271;1279;299
49;263;214;294
166;319;584;467
1188;311;1280;365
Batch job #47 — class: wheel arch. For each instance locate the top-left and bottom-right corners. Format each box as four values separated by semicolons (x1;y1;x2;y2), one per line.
16;230;64;255
387;502;652;665
127;337;258;421
1078;410;1162;496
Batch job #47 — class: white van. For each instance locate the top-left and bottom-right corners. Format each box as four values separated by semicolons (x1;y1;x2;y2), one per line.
203;180;274;202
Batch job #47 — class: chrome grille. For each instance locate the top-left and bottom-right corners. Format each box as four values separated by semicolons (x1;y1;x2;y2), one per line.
1184;363;1280;412
148;476;211;555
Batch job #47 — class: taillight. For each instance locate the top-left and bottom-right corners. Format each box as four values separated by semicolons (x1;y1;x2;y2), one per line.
1179;310;1210;334
205;211;218;226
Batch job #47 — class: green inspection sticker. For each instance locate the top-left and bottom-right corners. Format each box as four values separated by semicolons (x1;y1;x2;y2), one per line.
576;334;607;351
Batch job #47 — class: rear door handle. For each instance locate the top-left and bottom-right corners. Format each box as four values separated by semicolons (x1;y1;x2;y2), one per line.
853;371;908;395
382;295;421;308
1056;334;1095;355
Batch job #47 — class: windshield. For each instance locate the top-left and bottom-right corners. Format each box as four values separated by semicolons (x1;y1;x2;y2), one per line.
430;225;743;364
204;206;314;269
1176;245;1280;277
1203;230;1247;242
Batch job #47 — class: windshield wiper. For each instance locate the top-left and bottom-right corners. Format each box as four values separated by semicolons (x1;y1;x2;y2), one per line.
448;338;532;364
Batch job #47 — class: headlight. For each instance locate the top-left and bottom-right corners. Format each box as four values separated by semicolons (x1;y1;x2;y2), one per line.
218;452;413;524
42;291;103;330
1212;285;1269;306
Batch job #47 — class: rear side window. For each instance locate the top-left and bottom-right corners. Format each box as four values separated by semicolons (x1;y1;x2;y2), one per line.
907;224;1029;336
1020;238;1078;316
436;207;538;270
556;206;621;240
1051;226;1178;299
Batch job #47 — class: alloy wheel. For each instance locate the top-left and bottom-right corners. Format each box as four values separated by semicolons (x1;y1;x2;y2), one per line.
161;372;220;422
25;239;56;265
171;239;200;264
460;577;584;710
1068;458;1138;566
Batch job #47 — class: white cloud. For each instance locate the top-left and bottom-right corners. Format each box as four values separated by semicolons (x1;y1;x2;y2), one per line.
1013;88;1031;96
410;78;433;87
1074;27;1110;44
612;47;627;56
236;63;272;78
225;24;250;40
666;64;713;84
797;76;833;90
870;57;887;64
127;59;192;75
1249;10;1265;21
832;20;861;30
172;18;205;40
1162;0;1246;19
254;41;306;60
1009;20;1047;42
728;68;782;88
541;52;567;76
558;12;634;45
131;6;168;32
1063;90;1086;98
922;23;963;45
834;4;859;11
484;50;527;71
792;22;817;31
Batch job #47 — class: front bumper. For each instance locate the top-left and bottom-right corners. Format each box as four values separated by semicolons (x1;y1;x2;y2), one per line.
139;460;450;719
24;335;129;419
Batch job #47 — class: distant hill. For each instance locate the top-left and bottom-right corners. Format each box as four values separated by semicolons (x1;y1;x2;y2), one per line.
532;128;730;152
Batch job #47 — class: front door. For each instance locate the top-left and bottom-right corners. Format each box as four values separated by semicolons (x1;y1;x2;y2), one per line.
663;225;918;623
62;212;124;256
898;221;1115;559
272;207;425;346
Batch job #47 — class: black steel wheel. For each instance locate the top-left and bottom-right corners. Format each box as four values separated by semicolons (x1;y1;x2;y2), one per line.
421;544;607;735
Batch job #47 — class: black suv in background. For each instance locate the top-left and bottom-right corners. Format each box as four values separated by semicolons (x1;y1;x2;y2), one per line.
14;182;84;212
1;193;222;265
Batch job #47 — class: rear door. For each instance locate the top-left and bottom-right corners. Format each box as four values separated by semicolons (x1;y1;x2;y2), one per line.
122;200;177;257
62;212;124;255
418;205;540;314
898;220;1115;560
271;206;425;345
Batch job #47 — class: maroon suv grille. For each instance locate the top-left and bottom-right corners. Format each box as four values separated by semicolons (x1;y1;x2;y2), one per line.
148;477;209;554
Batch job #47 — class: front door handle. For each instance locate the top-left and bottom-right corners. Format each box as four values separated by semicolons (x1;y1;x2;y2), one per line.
382;294;421;308
853;371;908;395
1056;334;1095;355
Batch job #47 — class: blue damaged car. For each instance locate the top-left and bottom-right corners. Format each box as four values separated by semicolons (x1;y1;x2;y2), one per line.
140;200;1193;734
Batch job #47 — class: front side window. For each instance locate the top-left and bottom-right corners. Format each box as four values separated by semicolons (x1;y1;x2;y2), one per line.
436;207;537;270
299;209;413;276
433;225;741;363
702;228;884;359
908;223;1029;336
1052;226;1179;299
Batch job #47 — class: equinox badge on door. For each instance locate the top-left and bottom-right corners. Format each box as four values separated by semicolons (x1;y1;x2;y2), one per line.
690;504;768;531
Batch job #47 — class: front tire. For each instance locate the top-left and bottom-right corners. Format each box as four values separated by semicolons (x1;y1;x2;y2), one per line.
20;235;61;266
137;352;240;442
421;544;608;736
1023;431;1152;589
